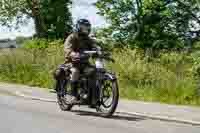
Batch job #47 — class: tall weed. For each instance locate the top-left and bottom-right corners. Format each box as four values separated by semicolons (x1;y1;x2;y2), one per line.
0;41;200;105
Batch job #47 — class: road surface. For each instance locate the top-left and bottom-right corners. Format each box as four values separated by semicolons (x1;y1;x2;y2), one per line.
0;93;199;133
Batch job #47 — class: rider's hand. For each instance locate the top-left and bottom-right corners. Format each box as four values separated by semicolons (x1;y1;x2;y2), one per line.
70;52;80;63
93;46;102;55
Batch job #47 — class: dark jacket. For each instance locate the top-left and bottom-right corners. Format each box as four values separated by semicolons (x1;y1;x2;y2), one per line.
64;32;99;64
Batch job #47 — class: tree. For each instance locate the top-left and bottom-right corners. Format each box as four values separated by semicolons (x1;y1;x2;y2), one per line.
95;0;200;50
40;0;73;39
0;0;72;38
169;0;200;47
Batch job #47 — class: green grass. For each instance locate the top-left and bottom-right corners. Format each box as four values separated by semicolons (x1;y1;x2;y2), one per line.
106;49;200;105
0;46;63;89
0;40;200;106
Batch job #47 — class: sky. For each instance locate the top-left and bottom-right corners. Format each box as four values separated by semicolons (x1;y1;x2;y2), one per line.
0;0;107;40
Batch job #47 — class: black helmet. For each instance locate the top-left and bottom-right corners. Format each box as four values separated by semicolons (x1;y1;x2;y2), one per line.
75;19;91;35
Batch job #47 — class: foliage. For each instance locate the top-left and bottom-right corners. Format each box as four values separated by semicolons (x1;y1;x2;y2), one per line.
1;0;200;106
0;40;64;88
22;38;63;49
106;48;199;104
0;0;72;38
0;40;200;105
16;36;31;45
95;0;200;49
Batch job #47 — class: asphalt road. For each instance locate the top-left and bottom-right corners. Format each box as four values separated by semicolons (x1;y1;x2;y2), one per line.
0;93;199;133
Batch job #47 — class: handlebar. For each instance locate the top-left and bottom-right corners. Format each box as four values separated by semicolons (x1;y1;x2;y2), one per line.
82;50;115;63
83;51;97;54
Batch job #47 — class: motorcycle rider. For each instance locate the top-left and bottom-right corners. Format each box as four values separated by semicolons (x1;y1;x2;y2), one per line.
63;19;101;105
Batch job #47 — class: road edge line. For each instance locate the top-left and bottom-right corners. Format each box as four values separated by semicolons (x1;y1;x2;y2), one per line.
15;90;200;126
15;91;56;103
117;111;200;126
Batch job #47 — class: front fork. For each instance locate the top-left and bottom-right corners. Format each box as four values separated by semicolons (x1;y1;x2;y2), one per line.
95;69;106;105
57;79;68;97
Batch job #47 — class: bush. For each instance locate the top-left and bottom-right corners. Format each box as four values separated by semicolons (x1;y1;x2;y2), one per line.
106;48;200;105
0;40;200;106
0;39;64;88
22;39;63;49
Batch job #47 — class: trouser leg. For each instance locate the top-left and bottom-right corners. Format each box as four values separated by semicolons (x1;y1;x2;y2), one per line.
70;67;80;97
84;65;97;105
89;77;98;105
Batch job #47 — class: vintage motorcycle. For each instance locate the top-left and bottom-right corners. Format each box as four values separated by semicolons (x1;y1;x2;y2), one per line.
55;50;119;117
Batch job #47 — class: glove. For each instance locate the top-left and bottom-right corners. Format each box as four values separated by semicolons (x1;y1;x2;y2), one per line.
70;52;80;63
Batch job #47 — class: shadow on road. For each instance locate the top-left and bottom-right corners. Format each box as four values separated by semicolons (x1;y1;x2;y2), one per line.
71;110;146;122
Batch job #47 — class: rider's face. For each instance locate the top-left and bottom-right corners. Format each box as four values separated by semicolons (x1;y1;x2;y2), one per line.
80;24;91;35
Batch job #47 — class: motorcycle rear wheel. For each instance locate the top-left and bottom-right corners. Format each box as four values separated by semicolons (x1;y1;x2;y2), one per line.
56;80;73;111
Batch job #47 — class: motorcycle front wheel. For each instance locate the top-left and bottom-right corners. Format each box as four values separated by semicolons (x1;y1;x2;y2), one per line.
97;75;119;117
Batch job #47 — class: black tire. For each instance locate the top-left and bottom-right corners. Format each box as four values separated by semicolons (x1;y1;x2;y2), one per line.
56;80;73;111
98;78;119;117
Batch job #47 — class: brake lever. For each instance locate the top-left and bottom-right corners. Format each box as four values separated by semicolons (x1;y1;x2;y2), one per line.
111;58;115;63
110;58;115;63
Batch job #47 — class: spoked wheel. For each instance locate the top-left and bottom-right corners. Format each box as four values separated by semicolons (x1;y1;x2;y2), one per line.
97;78;119;117
56;79;73;111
